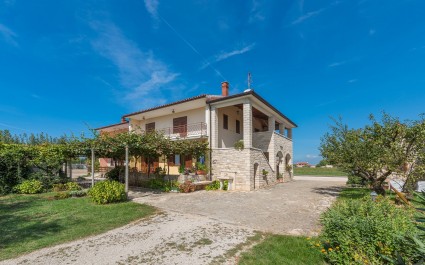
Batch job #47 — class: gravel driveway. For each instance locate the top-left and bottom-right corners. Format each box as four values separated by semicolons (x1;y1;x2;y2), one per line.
133;176;347;236
1;176;346;265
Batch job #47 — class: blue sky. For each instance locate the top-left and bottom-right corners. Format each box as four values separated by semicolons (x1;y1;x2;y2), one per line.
1;0;425;164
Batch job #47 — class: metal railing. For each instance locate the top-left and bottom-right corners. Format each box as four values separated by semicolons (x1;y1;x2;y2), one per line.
154;122;207;139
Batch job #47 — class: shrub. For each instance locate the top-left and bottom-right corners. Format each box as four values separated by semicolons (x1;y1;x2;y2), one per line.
234;140;244;150
54;192;71;200
69;189;87;197
52;183;66;192
206;180;220;191
318;196;416;264
88;181;127;204
15;179;43;194
179;180;195;193
346;174;367;186
105;166;124;182
65;181;81;191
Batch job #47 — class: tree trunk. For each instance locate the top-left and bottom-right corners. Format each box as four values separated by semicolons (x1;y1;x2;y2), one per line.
147;157;151;178
372;180;386;196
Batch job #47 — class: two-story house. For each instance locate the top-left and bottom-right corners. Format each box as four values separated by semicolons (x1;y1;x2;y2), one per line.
96;81;297;191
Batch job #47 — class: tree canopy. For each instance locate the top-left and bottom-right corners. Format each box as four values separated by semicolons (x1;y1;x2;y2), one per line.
320;113;425;195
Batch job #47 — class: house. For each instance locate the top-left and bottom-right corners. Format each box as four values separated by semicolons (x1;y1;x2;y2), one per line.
96;81;297;190
295;162;309;168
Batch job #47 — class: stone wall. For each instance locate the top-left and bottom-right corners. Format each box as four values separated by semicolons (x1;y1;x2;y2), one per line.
273;132;293;181
250;148;276;190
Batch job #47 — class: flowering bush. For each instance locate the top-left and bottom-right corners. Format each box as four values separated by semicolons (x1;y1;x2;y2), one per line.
318;196;416;264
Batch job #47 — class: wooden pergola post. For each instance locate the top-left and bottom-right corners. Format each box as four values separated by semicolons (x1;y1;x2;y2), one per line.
91;147;95;187
125;144;129;193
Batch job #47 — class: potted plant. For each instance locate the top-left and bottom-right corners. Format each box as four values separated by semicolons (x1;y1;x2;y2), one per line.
195;162;207;175
277;173;284;183
234;140;244;150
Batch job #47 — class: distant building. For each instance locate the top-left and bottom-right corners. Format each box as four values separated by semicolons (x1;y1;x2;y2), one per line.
295;162;310;167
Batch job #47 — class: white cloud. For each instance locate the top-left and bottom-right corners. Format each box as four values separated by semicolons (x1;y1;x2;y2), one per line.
0;23;18;46
89;20;179;108
144;0;159;19
328;61;347;67
291;8;325;25
249;0;265;23
306;154;319;159
201;43;255;69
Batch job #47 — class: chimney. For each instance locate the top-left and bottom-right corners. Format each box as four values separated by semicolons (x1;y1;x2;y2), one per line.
221;81;229;97
121;117;127;123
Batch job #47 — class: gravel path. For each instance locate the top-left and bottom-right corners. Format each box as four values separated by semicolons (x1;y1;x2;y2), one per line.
2;176;346;265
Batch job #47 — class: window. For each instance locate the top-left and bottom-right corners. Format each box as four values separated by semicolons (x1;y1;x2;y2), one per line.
145;122;155;132
223;114;228;130
236;120;240;134
174;154;180;165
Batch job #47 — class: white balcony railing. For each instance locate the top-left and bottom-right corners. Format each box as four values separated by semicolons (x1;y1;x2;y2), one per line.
156;122;207;139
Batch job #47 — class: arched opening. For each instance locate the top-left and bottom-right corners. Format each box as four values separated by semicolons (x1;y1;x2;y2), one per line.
253;163;259;189
285;154;292;179
276;151;283;179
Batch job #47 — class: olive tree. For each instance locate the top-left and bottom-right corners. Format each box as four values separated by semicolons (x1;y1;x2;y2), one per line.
320;113;425;195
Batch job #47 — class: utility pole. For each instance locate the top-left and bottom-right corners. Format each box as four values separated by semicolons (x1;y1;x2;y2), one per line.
125;144;129;193
248;72;252;90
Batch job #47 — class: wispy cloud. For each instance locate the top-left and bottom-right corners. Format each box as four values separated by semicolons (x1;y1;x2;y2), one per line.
369;29;376;36
31;94;42;99
348;79;357;83
291;8;326;25
249;0;265;23
290;1;341;26
201;43;256;70
144;0;159;20
328;61;347;67
0;23;18;46
0;122;27;131
89;20;179;108
306;154;319;159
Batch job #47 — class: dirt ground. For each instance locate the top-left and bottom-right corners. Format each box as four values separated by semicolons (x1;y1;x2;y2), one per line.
1;176;346;265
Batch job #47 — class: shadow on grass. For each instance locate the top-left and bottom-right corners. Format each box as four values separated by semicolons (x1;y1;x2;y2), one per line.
0;196;62;251
338;188;370;200
311;186;344;197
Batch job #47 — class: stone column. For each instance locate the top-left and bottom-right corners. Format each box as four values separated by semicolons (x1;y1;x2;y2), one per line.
243;101;253;148
279;124;285;135
268;116;276;132
210;106;218;148
287;128;293;139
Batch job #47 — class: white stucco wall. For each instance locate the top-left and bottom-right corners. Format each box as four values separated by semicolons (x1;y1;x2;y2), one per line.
217;106;243;148
130;107;206;132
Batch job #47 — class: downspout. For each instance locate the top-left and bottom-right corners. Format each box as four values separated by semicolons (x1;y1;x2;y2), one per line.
208;102;213;181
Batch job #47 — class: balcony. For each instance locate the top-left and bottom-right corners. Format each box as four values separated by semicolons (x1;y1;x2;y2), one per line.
157;122;207;140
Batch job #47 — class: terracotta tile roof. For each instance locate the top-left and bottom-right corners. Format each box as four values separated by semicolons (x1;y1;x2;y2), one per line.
94;121;129;131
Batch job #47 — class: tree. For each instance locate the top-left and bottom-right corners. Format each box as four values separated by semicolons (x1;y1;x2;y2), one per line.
320;113;425;195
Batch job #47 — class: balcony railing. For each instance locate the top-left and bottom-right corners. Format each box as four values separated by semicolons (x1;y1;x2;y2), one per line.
156;122;207;139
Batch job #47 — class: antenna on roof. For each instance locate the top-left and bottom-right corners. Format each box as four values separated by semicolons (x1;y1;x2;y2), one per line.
247;72;252;90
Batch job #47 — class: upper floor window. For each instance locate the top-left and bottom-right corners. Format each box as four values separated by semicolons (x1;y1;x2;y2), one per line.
146;122;155;132
223;114;228;130
236;120;240;134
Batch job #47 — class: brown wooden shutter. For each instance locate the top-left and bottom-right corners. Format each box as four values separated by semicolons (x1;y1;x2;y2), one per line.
173;116;187;137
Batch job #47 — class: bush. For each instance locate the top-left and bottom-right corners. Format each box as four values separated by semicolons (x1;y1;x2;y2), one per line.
318;196;416;264
179;180;195;193
206;180;220;191
15;179;43;194
69;189;87;197
346;174;368;186
54;192;71;200
105;166;124;182
65;181;81;191
88;181;127;204
52;182;82;192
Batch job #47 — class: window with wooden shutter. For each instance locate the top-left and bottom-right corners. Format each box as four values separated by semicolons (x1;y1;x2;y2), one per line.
173;116;187;137
145;122;155;132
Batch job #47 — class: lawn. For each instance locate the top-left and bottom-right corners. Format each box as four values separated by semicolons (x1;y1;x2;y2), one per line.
0;193;156;261
238;235;325;265
293;167;346;176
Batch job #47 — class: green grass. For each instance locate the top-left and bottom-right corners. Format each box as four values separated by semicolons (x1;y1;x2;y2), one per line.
0;193;156;261
293;167;346;176
238;235;326;265
338;187;370;200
